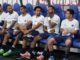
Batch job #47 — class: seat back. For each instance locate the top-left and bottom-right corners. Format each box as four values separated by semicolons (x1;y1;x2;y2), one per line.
54;4;65;21
39;3;47;17
26;3;34;16
13;3;20;15
2;3;8;13
70;4;80;22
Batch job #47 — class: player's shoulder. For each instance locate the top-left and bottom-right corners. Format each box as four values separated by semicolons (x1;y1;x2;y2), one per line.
26;13;31;17
13;11;18;15
39;15;44;19
2;12;7;15
54;14;60;18
61;19;67;23
73;19;79;23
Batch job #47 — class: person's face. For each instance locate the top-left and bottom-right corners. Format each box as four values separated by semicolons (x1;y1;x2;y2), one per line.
7;5;13;13
48;7;54;14
65;11;72;19
20;7;26;14
35;8;41;16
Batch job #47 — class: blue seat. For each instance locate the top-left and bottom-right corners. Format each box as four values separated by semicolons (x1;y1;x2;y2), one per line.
73;39;80;48
2;3;8;12
72;30;80;48
13;3;20;15
70;4;80;22
39;3;47;17
54;4;65;21
26;3;34;16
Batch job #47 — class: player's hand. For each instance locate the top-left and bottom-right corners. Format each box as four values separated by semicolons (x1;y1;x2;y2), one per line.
62;29;68;35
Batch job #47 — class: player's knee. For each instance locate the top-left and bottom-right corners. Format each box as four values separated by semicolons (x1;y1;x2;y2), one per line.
48;38;56;45
65;39;72;46
33;36;41;42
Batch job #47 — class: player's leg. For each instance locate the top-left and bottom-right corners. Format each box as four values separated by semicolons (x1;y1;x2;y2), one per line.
62;37;72;60
3;31;23;56
37;33;58;60
0;29;12;54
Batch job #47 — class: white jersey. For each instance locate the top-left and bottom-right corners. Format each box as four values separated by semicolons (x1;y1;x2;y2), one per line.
0;12;6;22
31;15;44;33
17;13;31;25
0;12;7;28
61;19;79;34
44;14;60;34
5;11;18;28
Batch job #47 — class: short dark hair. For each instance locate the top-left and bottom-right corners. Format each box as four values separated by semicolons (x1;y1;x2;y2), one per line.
48;5;55;10
66;9;74;15
0;4;1;7
0;4;2;9
7;4;12;7
20;5;26;9
34;6;42;11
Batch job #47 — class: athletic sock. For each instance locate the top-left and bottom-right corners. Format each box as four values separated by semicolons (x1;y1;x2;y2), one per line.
0;43;2;48
28;48;36;58
10;47;15;51
49;51;54;56
21;48;26;53
64;45;70;58
1;45;6;50
43;50;49;59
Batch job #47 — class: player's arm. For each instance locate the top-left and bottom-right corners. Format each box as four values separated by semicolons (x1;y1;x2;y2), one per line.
49;20;57;28
60;20;68;35
43;26;47;32
26;22;42;34
8;20;16;29
71;30;78;35
26;20;32;30
3;21;7;29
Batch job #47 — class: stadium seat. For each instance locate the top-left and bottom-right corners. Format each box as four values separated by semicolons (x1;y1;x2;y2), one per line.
54;4;65;21
73;39;80;48
70;4;80;22
13;3;20;15
72;30;80;48
26;3;34;16
2;3;8;12
39;3;47;17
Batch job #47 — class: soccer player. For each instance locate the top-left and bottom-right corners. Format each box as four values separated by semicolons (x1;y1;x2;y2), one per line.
2;5;32;57
37;5;60;60
0;4;7;45
60;9;79;60
0;4;18;56
19;6;45;59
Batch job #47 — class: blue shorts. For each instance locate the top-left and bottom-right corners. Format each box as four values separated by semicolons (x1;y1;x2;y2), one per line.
18;32;24;40
7;29;14;37
0;28;5;41
31;31;50;39
60;35;72;43
0;21;4;26
0;35;4;41
40;32;50;39
48;33;72;43
30;30;39;37
23;31;50;42
17;30;39;41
